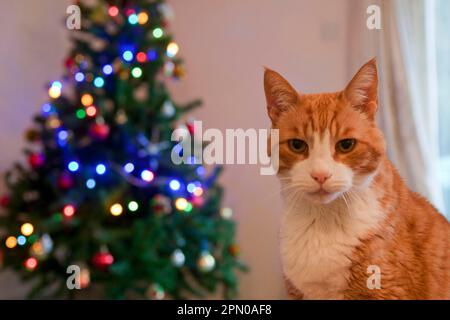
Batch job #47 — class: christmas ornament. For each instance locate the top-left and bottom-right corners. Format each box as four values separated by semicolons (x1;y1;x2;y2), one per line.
161;100;175;117
0;195;10;208
163;61;175;76
30;239;50;260
79;265;91;288
197;251;215;272
103;99;114;112
133;84;148;102
173;64;186;78
23;190;39;202
57;172;74;190
28;153;45;169
171;249;185;267
92;247;114;270
228;244;240;257
64;56;74;69
89;122;110;140
220;207;233;219
90;5;107;25
146;283;165;300
80;0;97;8
41;234;53;253
191;196;205;207
105;22;119;35
115;109;127;124
158;3;174;22
25;128;40;142
151;194;172;215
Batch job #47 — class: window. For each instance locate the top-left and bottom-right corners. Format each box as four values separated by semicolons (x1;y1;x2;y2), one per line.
436;0;450;214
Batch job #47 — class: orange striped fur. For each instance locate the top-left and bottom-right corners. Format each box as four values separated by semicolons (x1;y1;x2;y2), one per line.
264;59;450;299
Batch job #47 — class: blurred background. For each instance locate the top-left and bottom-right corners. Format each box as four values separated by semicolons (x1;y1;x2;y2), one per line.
0;0;448;299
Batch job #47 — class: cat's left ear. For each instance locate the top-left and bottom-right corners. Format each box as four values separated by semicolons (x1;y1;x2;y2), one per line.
344;58;378;120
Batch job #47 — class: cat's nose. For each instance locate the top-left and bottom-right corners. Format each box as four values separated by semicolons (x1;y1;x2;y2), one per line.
310;171;332;184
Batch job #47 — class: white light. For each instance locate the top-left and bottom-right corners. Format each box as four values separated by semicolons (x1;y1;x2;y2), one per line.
86;179;96;189
96;164;106;175
124;163;134;173
169;179;181;191
141;170;154;182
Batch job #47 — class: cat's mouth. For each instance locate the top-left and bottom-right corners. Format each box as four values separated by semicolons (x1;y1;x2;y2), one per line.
308;189;331;196
305;188;342;204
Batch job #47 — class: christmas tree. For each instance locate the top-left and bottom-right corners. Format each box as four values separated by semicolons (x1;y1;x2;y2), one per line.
0;0;244;299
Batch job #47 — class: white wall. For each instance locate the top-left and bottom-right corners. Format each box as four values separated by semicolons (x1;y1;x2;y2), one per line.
0;0;351;299
167;0;351;299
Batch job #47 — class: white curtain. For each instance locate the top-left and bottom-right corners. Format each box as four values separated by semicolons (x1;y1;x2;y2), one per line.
348;0;445;213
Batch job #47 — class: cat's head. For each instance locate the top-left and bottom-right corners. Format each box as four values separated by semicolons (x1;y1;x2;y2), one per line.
264;59;386;205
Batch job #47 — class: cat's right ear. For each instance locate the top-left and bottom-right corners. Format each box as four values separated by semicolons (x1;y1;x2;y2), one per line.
264;68;298;123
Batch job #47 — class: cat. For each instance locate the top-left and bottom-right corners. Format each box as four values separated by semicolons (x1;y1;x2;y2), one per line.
263;58;450;300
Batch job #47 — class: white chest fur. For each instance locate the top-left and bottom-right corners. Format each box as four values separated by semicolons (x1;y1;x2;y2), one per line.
280;188;383;299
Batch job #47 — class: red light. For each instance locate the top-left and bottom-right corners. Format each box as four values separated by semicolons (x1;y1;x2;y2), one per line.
108;6;119;17
25;257;38;271
63;205;75;217
86;106;97;117
136;52;147;63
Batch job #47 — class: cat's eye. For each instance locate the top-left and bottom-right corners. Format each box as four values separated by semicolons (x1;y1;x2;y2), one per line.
288;139;308;153
336;139;356;153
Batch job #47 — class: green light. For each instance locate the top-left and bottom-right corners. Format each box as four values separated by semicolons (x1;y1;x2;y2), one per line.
184;203;193;213
128;201;139;212
131;67;142;78
28;234;38;244
52;212;63;222
152;28;163;38
76;109;86;119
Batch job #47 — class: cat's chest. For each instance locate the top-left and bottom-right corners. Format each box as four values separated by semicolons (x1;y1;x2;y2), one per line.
280;198;382;299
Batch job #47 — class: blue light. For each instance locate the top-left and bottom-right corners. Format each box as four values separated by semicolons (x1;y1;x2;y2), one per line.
17;236;26;246
52;81;62;89
102;64;113;75
124;163;134;173
94;77;105;88
58;130;68;141
68;161;79;172
86;179;96;189
196;166;206;176
128;13;138;25
75;72;85;82
41;103;52;114
122;50;133;62
169;179;181;191
147;50;157;61
96;164;106;175
187;183;196;193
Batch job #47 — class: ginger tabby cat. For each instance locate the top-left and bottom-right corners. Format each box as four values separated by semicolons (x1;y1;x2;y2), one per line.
264;58;450;299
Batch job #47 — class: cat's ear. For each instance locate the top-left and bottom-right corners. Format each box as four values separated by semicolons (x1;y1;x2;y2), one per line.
344;58;378;120
264;68;299;123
